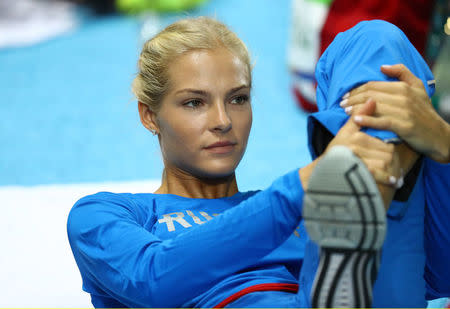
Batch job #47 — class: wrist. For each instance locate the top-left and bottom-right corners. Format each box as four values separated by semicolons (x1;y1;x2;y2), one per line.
377;183;395;211
396;143;419;174
299;158;321;190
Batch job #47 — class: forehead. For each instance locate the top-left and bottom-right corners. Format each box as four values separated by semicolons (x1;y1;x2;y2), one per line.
167;49;250;91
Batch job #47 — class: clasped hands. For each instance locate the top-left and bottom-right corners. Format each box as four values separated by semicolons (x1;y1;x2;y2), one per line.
327;64;450;206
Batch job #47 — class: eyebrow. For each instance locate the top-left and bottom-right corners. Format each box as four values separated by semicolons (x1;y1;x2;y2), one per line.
174;85;250;96
227;85;250;96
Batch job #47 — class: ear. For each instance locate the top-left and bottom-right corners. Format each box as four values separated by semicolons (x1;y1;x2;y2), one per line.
138;102;159;133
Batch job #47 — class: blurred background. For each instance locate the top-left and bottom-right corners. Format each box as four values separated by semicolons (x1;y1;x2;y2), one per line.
0;0;448;307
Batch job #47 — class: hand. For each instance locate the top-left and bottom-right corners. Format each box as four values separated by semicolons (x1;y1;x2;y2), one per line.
340;64;450;163
326;99;401;188
299;100;401;208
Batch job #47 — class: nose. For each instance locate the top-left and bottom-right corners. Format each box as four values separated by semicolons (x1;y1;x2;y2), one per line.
209;101;232;133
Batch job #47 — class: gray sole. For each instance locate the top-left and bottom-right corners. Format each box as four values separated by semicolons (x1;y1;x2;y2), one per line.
304;146;387;308
303;146;386;250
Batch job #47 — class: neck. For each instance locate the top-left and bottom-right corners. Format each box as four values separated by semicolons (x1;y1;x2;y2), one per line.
154;167;239;199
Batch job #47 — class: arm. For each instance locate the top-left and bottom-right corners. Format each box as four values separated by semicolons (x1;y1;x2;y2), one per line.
67;170;303;308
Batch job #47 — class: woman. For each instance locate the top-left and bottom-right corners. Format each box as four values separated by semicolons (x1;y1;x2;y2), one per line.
67;17;448;308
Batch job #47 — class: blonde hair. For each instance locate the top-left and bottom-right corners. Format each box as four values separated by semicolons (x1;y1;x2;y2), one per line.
132;16;252;112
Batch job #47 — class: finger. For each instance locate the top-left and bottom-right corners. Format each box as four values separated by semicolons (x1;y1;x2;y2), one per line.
364;161;398;187
354;134;395;153
339;99;376;135
354;98;376;116
342;84;403;108
349;130;395;150
363;158;385;170
359;145;401;187
352;145;394;164
344;81;405;101
353;112;415;137
345;97;405;117
353;115;393;131
342;82;429;108
380;64;425;89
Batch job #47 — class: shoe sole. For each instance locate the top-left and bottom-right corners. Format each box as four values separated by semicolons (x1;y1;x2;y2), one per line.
303;146;386;308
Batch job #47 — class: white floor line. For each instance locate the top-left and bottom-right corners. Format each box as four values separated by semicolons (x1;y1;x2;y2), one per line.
0;179;160;307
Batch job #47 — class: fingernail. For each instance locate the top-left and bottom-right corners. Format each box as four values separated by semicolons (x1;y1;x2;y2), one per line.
342;92;350;99
340;98;348;107
396;176;404;189
389;175;397;185
354;115;363;122
344;106;352;114
381;64;392;69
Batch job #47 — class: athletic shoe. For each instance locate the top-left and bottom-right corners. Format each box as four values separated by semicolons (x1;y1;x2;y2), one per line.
303;145;386;308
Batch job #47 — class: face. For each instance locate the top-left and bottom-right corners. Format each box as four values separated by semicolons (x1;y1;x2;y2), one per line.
144;48;252;179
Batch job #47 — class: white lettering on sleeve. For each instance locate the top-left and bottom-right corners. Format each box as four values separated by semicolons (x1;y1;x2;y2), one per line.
199;211;214;221
158;212;192;232
186;210;206;225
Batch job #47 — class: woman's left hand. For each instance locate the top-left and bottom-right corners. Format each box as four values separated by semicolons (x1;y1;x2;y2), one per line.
340;64;450;163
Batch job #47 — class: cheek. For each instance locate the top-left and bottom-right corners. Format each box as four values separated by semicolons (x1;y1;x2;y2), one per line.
158;114;204;156
234;108;253;141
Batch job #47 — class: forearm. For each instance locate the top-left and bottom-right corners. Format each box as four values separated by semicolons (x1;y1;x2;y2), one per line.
429;118;450;164
299;158;320;191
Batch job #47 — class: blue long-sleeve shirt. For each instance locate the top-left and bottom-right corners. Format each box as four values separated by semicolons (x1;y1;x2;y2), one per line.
67;169;307;308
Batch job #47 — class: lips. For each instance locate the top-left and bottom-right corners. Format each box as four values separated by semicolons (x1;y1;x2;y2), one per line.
204;141;237;154
205;141;236;149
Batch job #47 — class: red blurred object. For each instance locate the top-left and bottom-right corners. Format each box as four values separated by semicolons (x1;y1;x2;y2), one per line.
291;0;436;114
320;0;435;56
292;86;318;113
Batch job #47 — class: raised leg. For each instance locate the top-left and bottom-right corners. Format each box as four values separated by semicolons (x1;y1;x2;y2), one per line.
303;146;386;308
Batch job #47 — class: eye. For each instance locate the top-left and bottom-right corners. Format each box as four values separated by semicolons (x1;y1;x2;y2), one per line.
230;95;249;105
183;99;203;108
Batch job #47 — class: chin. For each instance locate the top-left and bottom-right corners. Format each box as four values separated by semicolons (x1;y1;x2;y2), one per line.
198;168;236;180
180;154;244;180
192;163;238;180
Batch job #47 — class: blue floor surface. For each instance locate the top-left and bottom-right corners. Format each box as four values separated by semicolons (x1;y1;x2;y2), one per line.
0;0;311;191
